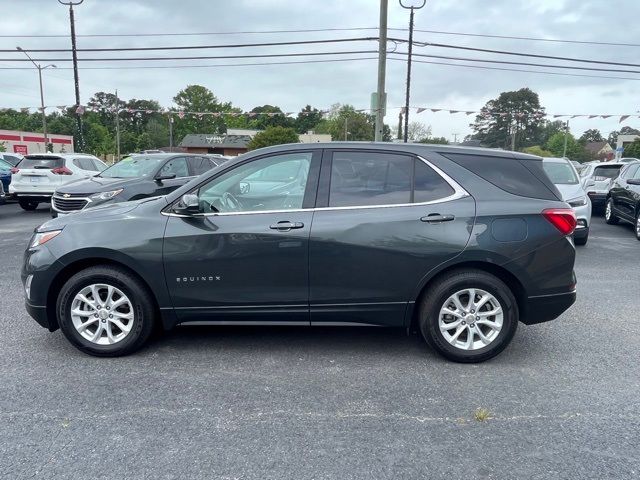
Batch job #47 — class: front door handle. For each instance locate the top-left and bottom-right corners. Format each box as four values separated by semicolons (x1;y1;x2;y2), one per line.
269;221;304;231
421;213;455;223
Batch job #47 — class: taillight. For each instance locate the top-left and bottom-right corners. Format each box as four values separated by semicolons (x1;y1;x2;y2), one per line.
10;167;19;174
51;166;72;175
542;208;576;236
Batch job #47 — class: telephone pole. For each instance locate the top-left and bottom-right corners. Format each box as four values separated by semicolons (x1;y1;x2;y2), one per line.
399;0;426;143
16;47;56;152
562;120;570;158
374;0;388;142
115;90;120;161
58;0;84;151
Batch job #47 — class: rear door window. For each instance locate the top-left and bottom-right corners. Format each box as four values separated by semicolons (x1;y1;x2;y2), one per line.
21;156;64;170
329;152;412;207
73;157;99;171
160;157;190;178
187;156;214;176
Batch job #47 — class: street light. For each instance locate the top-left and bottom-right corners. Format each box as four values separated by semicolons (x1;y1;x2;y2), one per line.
16;46;56;152
399;0;426;143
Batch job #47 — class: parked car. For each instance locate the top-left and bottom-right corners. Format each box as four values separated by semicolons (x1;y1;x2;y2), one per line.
9;153;107;211
542;157;591;245
579;162;626;210
23;144;577;362
51;153;219;216
605;160;640;239
618;157;640;163
0;152;23;167
0;157;12;198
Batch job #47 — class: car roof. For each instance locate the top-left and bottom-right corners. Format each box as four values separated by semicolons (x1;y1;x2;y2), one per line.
24;153;96;159
248;141;542;161
542;157;570;163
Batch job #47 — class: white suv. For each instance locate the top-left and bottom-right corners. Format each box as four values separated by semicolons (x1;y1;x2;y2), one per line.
9;153;107;210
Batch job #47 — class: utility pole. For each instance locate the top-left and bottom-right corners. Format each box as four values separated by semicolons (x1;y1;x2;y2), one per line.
511;131;516;151
374;0;388;142
169;116;174;149
16;47;56;152
400;0;426;143
115;90;120;161
58;0;84;151
397;109;403;140
452;133;459;144
562;120;570;158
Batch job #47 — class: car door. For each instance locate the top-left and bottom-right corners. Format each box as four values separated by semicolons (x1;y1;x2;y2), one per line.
163;149;321;323
612;164;638;219
154;156;193;196
309;149;475;327
628;165;640;217
187;156;216;177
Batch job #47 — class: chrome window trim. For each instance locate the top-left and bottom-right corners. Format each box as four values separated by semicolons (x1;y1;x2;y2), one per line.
162;153;470;218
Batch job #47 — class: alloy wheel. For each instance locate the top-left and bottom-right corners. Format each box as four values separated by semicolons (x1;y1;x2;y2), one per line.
636;214;640;239
605;201;612;220
438;288;504;351
70;284;135;345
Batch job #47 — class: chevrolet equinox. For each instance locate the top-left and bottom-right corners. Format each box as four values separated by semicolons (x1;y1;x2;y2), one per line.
22;143;577;362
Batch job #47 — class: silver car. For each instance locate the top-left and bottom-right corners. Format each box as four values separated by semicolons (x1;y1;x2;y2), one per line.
543;157;592;245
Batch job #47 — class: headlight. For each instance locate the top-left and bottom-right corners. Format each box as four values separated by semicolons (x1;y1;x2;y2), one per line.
90;189;123;201
31;229;62;248
567;196;587;207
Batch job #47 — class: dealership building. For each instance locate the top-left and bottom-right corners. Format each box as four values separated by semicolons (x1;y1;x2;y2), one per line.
0;129;74;155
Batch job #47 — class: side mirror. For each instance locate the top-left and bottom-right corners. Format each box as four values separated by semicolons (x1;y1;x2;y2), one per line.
627;178;640;185
172;194;200;215
155;173;177;183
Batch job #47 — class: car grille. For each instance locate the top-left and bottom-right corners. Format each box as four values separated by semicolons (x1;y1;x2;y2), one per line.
53;194;89;212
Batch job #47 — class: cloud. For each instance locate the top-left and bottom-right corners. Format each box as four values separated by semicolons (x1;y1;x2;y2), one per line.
2;0;639;141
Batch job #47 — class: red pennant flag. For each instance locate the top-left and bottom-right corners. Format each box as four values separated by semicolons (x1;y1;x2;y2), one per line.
177;111;185;119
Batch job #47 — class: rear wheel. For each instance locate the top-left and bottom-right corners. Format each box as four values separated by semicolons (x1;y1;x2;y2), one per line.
18;199;39;211
419;270;518;363
56;266;156;357
635;210;640;241
605;198;618;225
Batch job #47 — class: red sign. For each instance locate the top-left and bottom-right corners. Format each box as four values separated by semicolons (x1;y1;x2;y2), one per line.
13;145;28;155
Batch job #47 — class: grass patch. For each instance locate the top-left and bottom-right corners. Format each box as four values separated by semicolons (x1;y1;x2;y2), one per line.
473;407;491;422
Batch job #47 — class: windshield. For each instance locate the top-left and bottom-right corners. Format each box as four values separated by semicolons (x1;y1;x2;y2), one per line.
0;159;12;171
593;165;622;180
99;155;167;178
542;161;579;185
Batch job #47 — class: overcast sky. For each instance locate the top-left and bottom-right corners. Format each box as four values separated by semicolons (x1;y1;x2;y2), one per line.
2;0;640;141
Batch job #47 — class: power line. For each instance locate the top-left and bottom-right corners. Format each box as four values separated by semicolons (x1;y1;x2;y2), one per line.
390;57;640;82
412;40;640;68
0;37;378;53
392;51;640;74
0;50;378;63
0;56;379;70
2;26;638;48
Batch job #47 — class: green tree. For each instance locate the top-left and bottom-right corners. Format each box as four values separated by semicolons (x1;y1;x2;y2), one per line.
144;118;169;148
622;139;640;158
523;145;553;157
84;122;114;156
172;85;233;141
470;88;545;150
0;142;5;152
294;105;323;134
247;105;294;130
247;126;299;150
545;132;589;160
608;126;640;148
314;104;376;141
538;120;566;146
579;128;604;143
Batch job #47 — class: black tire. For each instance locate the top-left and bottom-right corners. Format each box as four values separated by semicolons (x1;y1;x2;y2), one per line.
18;199;39;211
574;230;589;246
418;269;518;363
635;210;640;241
605;198;618;225
56;266;156;357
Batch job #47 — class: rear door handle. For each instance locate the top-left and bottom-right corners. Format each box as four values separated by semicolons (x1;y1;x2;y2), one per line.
420;214;455;223
269;221;304;231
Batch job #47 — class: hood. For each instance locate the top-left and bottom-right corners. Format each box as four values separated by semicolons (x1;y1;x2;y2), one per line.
554;183;585;201
38;196;166;231
56;175;151;195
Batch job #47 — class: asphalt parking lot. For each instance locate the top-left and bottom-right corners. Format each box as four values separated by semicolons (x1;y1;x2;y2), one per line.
0;202;638;480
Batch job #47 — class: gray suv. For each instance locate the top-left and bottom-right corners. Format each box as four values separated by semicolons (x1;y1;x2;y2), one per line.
22;143;577;362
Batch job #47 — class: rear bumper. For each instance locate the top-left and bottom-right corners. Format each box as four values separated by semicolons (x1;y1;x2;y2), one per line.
586;192;606;206
520;290;576;325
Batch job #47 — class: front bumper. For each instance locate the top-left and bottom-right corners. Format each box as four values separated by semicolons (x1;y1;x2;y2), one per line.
25;300;54;330
520;290;577;325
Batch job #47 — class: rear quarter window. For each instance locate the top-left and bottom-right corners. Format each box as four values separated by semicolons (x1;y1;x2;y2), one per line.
442;153;560;201
21;156;64;169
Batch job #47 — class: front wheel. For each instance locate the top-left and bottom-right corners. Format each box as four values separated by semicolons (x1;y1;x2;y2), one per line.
18;199;39;211
635;210;640;241
605;198;618;225
56;266;156;356
419;270;518;363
